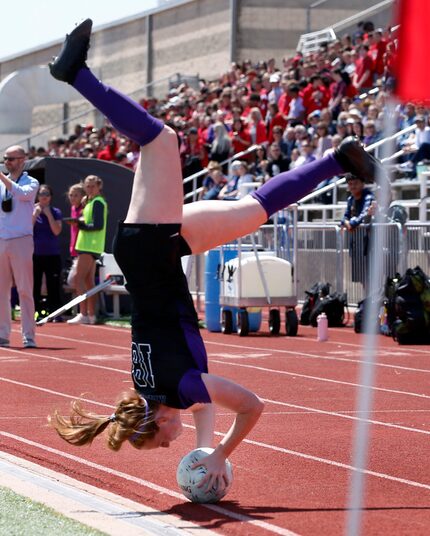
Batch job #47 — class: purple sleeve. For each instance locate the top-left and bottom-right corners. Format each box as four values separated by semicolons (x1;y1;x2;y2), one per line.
53;207;63;220
178;369;211;408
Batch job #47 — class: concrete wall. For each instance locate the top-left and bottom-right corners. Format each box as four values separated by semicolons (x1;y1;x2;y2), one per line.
236;0;393;62
152;0;231;91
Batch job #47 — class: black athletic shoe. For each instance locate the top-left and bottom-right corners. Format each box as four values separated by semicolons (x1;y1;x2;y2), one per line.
49;18;93;84
334;136;382;183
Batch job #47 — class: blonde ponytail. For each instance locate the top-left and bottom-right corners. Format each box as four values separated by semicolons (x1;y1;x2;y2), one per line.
49;390;160;451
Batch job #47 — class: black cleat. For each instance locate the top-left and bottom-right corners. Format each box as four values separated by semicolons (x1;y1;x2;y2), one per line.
334;136;382;183
49;18;93;84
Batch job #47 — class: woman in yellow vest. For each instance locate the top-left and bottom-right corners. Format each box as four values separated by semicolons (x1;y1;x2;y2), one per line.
67;175;107;324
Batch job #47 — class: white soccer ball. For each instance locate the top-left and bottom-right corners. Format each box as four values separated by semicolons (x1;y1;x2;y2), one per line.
176;447;233;503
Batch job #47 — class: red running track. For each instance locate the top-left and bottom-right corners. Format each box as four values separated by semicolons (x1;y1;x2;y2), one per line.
0;320;429;536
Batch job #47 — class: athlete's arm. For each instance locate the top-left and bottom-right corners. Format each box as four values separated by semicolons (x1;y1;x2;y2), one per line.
193;373;264;491
202;373;264;458
189;403;215;448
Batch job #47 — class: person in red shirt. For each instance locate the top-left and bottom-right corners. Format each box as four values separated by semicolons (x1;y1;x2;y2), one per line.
278;78;292;117
267;102;287;144
219;89;233;122
252;76;269;119
180;127;207;176
229;118;252;157
302;74;330;116
247;107;268;146
383;38;397;85
329;69;357;117
97;136;118;161
368;29;387;77
353;44;375;93
241;93;262;121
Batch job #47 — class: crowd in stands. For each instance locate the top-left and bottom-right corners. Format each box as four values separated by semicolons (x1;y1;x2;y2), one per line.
4;18;429;335
25;21;429;193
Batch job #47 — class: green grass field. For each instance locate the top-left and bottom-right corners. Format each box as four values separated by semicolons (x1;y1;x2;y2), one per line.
0;486;107;536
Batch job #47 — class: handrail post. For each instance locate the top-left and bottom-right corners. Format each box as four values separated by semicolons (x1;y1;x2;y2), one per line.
292;205;298;298
336;225;344;294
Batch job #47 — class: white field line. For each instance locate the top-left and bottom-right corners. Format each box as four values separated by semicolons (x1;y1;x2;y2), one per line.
1;373;429;441
205;341;430;373
76;322;430;356
210;359;430;400
1;347;430;434
0;431;299;536
3;344;430;403
260;399;430;435
0;452;214;536
2;425;430;497
8;326;430;375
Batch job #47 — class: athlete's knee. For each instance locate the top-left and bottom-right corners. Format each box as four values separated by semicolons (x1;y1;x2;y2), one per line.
163;124;180;145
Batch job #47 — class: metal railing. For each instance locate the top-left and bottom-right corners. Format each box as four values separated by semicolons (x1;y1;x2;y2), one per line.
404;222;430;273
183;123;417;207
297;0;394;54
331;0;394;33
298;123;417;207
241;220;405;307
188;217;428;311
183;144;260;202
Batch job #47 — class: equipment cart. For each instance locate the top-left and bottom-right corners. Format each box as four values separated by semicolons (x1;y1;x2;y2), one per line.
219;209;299;337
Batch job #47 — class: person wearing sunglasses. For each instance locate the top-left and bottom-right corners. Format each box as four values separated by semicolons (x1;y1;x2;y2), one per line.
32;184;63;322
0;146;39;348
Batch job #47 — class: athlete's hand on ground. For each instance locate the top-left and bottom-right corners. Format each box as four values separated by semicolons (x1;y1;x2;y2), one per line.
191;451;229;493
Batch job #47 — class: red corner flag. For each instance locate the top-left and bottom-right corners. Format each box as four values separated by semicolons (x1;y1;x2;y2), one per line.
395;0;430;102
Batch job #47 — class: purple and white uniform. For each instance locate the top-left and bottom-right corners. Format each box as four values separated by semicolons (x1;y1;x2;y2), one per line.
113;222;211;409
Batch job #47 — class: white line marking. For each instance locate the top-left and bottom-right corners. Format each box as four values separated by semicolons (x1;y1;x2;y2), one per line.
0;452;207;536
0;347;128;374
261;399;430;435
54;322;430;357
4;341;429;403
0;432;299;536
238;443;430;491
2;427;429;499
212;359;430;400
1;373;429;469
295;325;430;355
0;376;113;408
210;352;271;359
206;343;430;374
8;326;430;371
2;374;429;435
1;366;429;435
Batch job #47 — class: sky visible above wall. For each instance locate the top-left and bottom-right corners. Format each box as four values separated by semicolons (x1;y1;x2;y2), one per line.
1;0;162;59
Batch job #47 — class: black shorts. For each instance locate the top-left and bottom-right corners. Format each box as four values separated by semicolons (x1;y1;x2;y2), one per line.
113;222;209;408
113;222;191;318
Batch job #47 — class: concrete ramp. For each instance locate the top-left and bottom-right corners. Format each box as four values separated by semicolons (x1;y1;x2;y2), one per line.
0;65;80;134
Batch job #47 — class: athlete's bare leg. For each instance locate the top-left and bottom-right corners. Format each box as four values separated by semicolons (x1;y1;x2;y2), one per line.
124;126;183;224
182;197;267;254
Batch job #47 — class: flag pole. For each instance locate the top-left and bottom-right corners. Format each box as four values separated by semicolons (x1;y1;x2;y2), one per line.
344;99;397;536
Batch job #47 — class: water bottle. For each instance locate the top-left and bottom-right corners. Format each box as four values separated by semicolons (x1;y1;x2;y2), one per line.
379;304;390;336
317;312;328;341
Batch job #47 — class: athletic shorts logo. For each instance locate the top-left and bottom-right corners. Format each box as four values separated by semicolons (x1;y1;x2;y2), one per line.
132;342;155;389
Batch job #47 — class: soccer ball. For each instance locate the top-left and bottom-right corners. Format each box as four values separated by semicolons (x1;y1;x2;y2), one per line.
176;447;233;503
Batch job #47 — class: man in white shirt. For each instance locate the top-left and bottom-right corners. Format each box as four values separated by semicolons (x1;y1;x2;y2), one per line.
286;85;305;124
414;116;430;147
0;145;39;348
398;116;430;176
